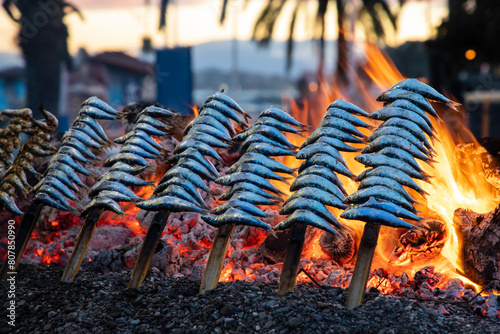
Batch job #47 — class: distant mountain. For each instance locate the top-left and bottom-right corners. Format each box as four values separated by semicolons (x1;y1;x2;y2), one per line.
192;39;336;79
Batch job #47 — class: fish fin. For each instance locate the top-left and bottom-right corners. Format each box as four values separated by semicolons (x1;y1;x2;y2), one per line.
447;100;462;112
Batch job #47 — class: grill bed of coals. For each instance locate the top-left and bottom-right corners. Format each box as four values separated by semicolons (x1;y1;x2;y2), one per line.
0;264;498;334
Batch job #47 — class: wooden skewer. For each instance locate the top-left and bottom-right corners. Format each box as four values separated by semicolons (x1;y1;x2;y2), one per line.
128;210;170;289
345;223;381;310
277;222;307;295
61;208;104;282
0;200;43;279
199;223;235;294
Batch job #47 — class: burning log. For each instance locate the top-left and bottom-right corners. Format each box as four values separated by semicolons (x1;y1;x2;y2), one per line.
343;78;457;309
0;97;118;279
61;105;175;282
200;107;301;294
319;229;356;265
276;99;370;295
128;91;247;289
454;205;500;289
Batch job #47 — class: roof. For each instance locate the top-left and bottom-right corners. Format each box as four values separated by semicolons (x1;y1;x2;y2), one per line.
91;51;153;75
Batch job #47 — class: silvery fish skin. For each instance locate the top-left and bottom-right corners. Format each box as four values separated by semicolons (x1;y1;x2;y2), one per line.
211;199;267;217
319;116;367;138
235;162;290;182
290;174;345;200
199;107;237;135
355;154;427;180
377;88;438;118
356;196;421;221
239;134;291;154
183;115;233;136
0;192;22;215
44;176;80;201
160;166;213;194
368;126;432;156
80;105;116;120
216;172;284;195
89;180;143;200
381;100;435;128
328;99;370;117
57;146;89;164
142;105;177;118
341;206;417;229
244;143;296;157
344;185;416;213
296;143;348;167
378;117;435;147
362;135;433;162
96;190;143;203
81;197;125;217
206;91;249;119
4;176;28;194
64;129;101;149
358;176;414;203
136;195;208;213
42;170;80;193
218;182;282;202
44;163;86;188
280;197;339;226
203;99;247;127
97;171;156;187
185;123;231;141
234;125;295;148
175;158;216;181
183;132;230;148
134;123;167;137
166;148;219;177
75;115;108;142
389;79;451;104
226;152;295;174
259;107;306;129
302;127;365;146
121;137;163;156
37;185;74;207
156;184;208;208
81;96;118;115
72;122;110;145
356;166;428;196
103;153;149;167
136;114;170;131
370;107;435;137
377;147;432;172
324;107;373;128
298;153;355;179
174;139;223;161
286;187;347;209
202;208;272;232
35;192;75;213
254;116;306;134
300;136;359;152
298;165;348;196
60;137;98;160
115;130;164;150
154;176;206;206
275;209;341;235
120;145;161;159
226;191;282;206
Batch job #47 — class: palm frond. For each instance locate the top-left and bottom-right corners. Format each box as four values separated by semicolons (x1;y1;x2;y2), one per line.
286;1;301;71
159;0;169;30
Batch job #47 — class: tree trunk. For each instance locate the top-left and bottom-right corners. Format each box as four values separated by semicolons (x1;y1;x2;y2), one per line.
335;0;348;85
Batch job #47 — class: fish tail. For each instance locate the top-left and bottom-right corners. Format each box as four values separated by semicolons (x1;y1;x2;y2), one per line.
268;228;278;239
447;100;462;112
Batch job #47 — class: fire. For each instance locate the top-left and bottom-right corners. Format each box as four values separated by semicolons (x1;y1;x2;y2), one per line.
220;261;235;282
282;42;497;292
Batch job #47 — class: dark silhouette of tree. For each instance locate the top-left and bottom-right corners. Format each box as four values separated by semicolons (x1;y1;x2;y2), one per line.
221;0;402;83
3;0;82;118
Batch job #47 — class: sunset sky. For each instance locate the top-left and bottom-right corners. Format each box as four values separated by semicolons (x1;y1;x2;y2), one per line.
0;0;448;55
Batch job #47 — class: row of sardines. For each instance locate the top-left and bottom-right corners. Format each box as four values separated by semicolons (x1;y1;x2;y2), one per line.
0;79;460;241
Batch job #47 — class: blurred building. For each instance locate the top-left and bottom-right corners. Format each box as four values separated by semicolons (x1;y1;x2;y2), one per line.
0;66;25;110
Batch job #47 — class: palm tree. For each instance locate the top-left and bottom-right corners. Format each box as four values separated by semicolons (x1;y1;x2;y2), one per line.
3;0;82;119
222;0;403;84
